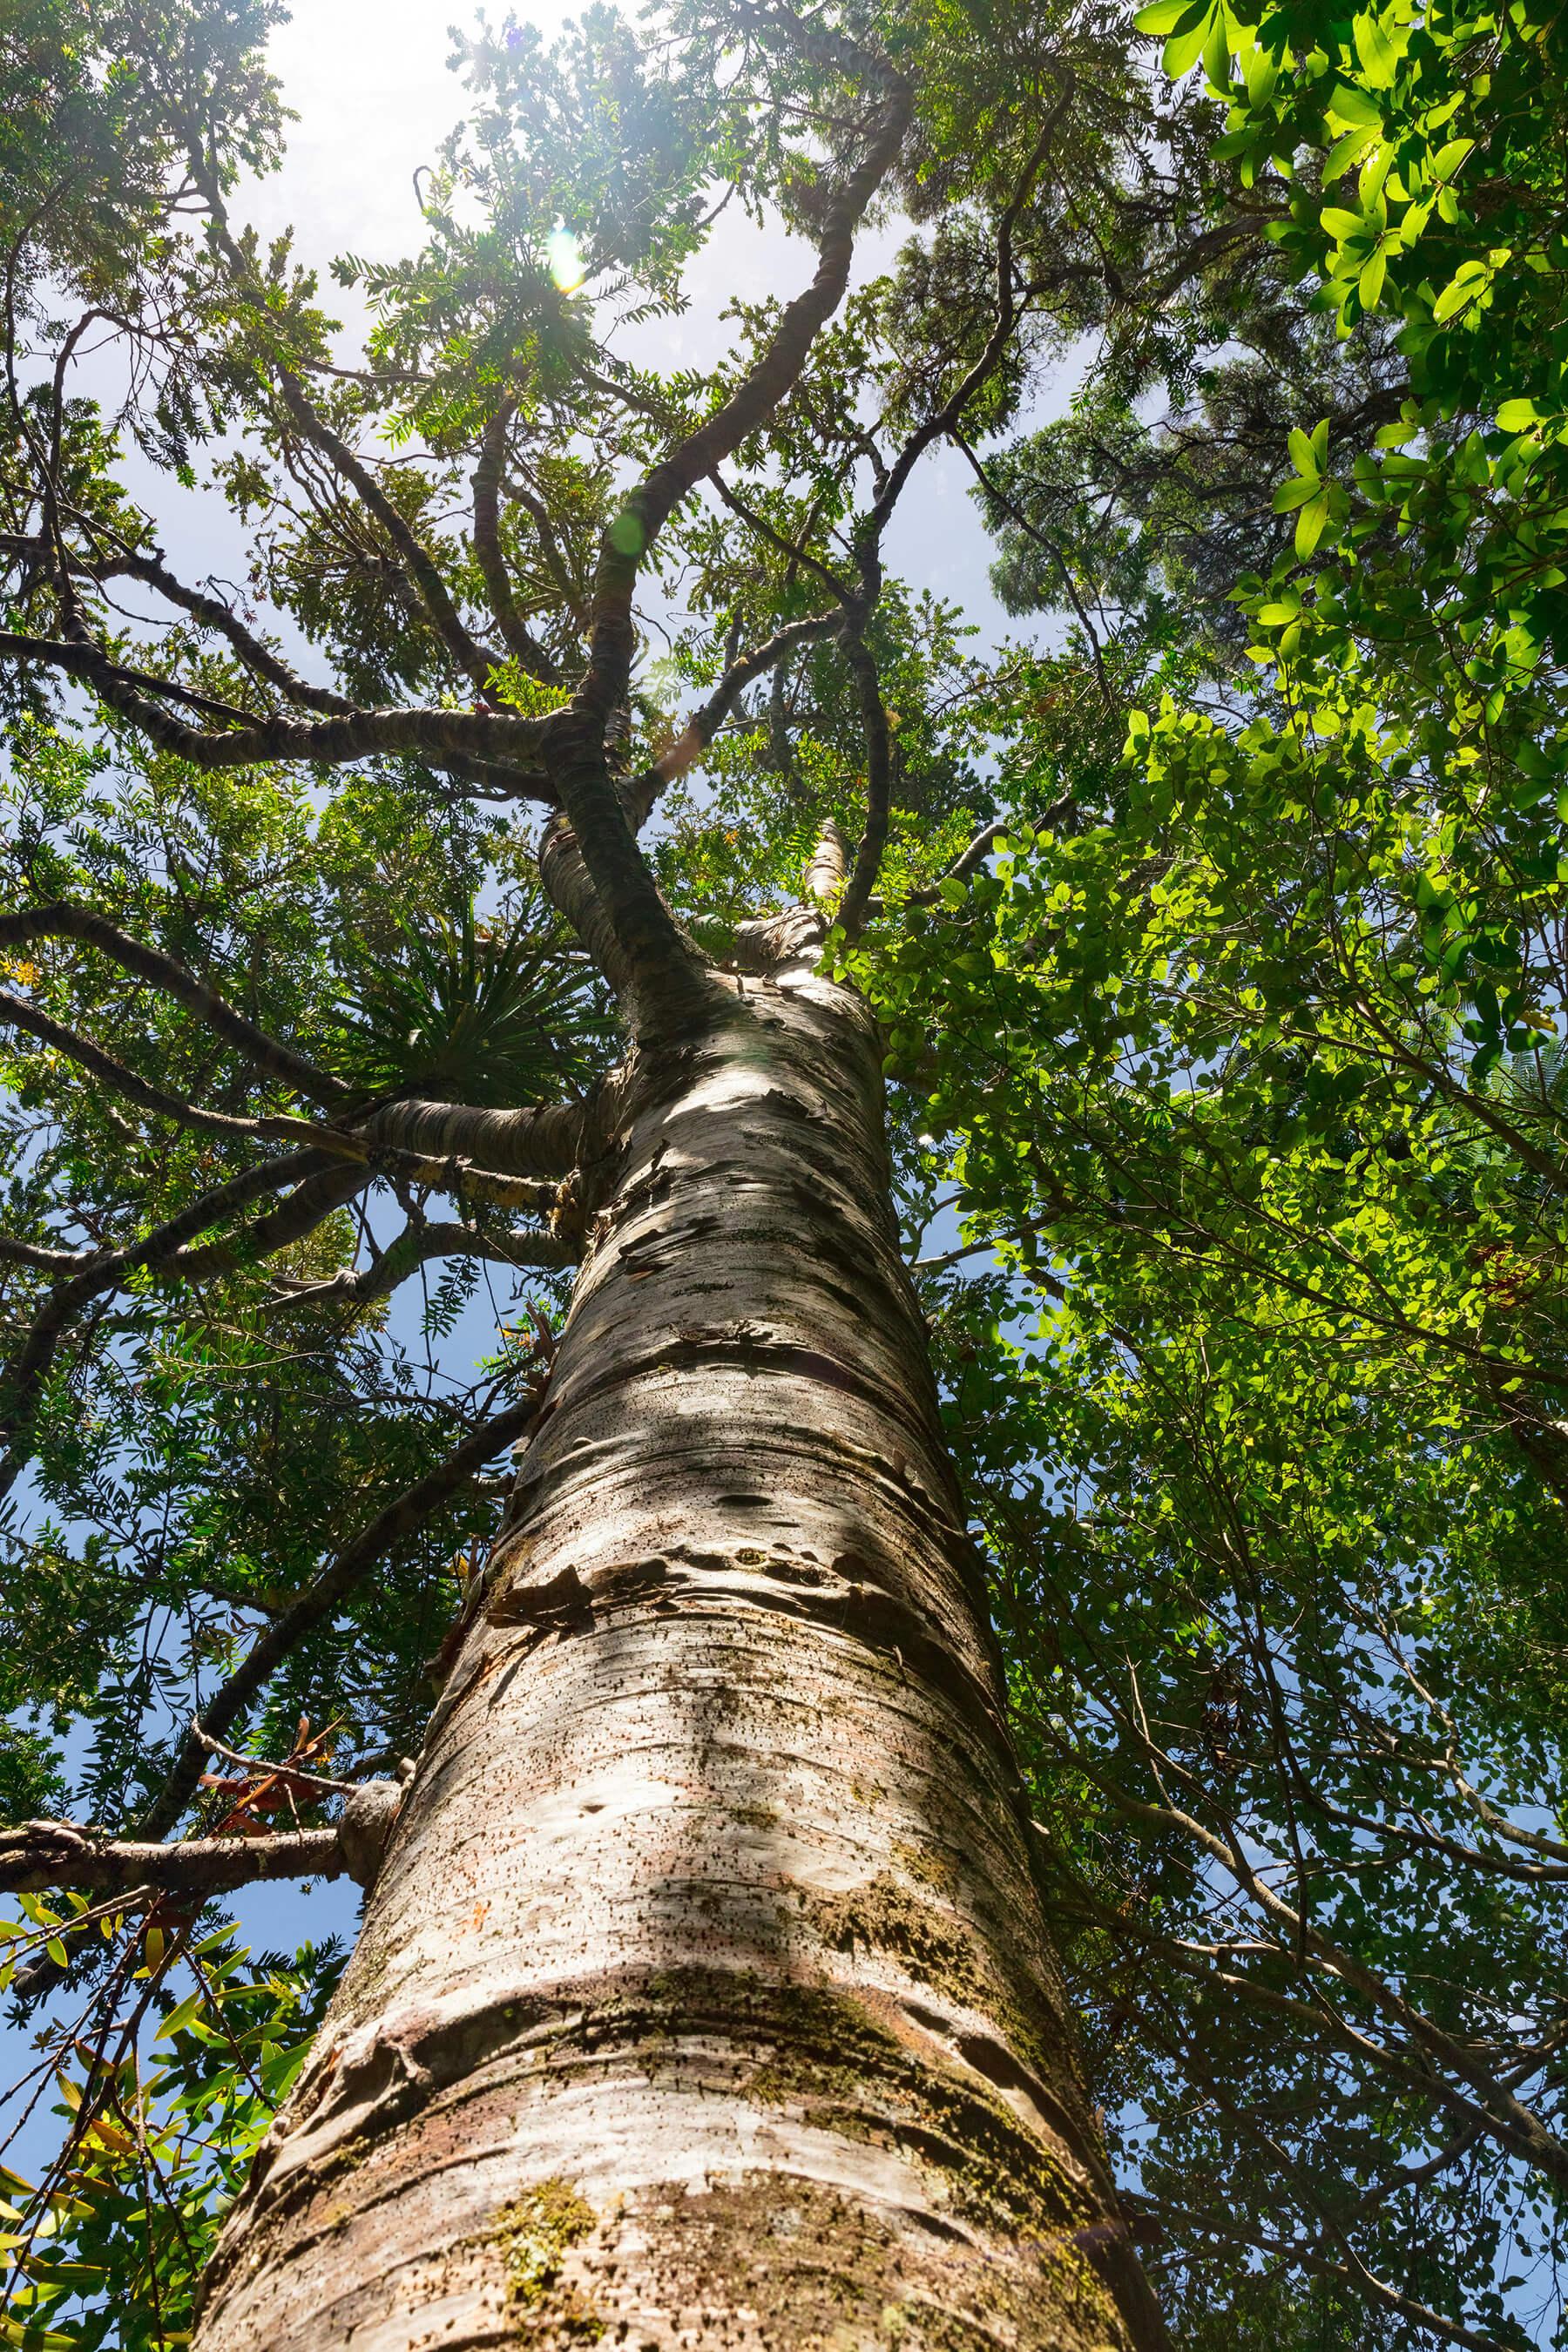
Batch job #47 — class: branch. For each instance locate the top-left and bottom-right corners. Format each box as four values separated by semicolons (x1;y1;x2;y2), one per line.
502;463;591;633
857;69;1076;584
0;1146;347;1503
163;1157;374;1281
1078;1747;1568;2187
706;476;857;607
836;627;895;938
0;1091;591;1471
585;33;910;700
186;1720;362;1794
0;630;556;783
905;816;1010;902
471;399;558;683
805;817;851;902
0;902;348;1103
273;370;504;700
545;13;911;1016
621;611;841;828
267;1218;573;1311
0;987;330;1144
537;815;638;997
0;1234;91;1272
0;1818;348;1896
953;433;1115;713
0;629;266;725
362;1078;624;1182
1137;2185;1510;2352
136;1388;544;1841
371;1154;562;1219
0;530;355;715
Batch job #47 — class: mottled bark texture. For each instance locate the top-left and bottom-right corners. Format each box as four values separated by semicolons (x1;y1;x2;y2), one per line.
193;949;1166;2352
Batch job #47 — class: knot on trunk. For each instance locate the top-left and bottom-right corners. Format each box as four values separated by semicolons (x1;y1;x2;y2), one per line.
338;1780;405;1887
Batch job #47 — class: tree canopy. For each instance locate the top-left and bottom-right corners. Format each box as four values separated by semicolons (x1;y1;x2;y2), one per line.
0;0;1565;2344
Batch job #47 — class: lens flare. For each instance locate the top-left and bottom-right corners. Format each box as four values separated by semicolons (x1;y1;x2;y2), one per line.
546;225;585;291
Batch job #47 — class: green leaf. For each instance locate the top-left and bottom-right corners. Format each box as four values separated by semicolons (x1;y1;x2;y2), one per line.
1133;0;1204;32
1128;0;1203;32
1324;125;1379;179
1432;259;1490;321
1294;490;1332;557
1325;79;1383;126
1163;3;1218;77
1287;427;1320;478
1242;44;1278;103
156;1989;206;2042
1352;11;1400;85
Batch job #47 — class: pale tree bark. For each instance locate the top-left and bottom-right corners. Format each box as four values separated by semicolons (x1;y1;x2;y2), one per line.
191;941;1167;2352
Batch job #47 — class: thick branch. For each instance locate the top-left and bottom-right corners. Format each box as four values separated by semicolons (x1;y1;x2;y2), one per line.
582;37;911;706
0;1817;348;1896
363;1078;624;1182
805;817;851;902
0;630;555;782
0;1234;88;1272
544;16;911;1016
537;815;638;997
164;1158;374;1281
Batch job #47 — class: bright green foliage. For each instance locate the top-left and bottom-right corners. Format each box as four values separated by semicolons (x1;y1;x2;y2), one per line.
862;726;1568;2343
1131;0;1568;1093
849;0;1568;2338
0;1906;340;2352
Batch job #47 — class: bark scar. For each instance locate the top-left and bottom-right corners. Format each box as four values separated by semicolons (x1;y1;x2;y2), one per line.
486;1562;594;1633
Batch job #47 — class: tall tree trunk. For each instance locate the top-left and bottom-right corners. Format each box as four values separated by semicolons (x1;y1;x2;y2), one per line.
193;946;1166;2352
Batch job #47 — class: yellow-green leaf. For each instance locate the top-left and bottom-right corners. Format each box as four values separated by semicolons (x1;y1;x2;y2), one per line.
1287;427;1319;477
1295;490;1332;557
1163;3;1217;77
1133;0;1203;32
1326;79;1382;126
1352;11;1400;84
1324;125;1379;179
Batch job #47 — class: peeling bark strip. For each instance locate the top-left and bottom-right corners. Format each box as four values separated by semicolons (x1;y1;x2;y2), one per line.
193;954;1165;2352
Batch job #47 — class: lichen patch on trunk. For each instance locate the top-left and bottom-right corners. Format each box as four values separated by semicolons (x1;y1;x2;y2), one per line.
491;2179;603;2342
